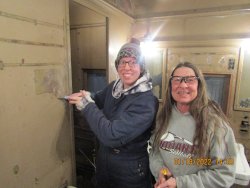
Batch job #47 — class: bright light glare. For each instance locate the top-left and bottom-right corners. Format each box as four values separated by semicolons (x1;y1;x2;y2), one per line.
241;39;250;53
141;41;158;57
140;22;165;57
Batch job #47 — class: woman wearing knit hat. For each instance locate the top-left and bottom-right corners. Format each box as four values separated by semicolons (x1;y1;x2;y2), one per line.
67;38;159;188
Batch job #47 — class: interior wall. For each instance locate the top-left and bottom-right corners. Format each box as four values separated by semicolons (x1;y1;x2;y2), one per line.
131;0;250;18
132;13;250;42
0;0;74;187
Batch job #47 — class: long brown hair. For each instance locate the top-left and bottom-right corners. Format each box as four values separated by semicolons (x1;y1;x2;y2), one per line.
152;62;230;157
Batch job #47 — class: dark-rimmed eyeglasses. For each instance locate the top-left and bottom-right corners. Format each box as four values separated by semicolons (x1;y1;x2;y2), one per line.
118;60;138;69
171;76;199;84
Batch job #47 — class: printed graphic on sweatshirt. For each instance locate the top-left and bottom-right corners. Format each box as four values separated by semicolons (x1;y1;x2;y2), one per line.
160;132;195;158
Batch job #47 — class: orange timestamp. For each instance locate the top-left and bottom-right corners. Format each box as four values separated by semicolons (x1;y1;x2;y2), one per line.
174;157;234;166
215;158;234;165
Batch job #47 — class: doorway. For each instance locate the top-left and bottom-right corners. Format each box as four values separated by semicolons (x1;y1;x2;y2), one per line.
69;1;108;187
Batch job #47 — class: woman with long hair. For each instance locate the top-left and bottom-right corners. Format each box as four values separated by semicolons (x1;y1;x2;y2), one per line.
149;62;236;188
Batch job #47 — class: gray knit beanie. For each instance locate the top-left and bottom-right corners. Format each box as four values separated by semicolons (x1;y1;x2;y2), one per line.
115;38;145;74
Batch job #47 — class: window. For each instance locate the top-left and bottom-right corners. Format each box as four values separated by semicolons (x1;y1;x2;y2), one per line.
204;74;230;114
82;69;107;92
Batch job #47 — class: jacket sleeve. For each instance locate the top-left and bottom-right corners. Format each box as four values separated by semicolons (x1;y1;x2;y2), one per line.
176;125;237;188
81;94;158;148
90;82;112;109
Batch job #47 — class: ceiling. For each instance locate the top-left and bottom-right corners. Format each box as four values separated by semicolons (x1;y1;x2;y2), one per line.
103;0;250;19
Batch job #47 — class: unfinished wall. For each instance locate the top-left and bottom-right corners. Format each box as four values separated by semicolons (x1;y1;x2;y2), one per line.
0;0;75;187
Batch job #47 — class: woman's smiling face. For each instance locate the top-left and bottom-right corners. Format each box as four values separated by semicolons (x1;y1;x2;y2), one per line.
171;67;198;106
117;57;141;89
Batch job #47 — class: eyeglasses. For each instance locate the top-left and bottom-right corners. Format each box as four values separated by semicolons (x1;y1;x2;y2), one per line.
118;60;138;69
171;76;199;84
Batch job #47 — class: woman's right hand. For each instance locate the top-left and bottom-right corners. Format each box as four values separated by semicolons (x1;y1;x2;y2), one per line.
67;91;84;105
67;90;94;110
